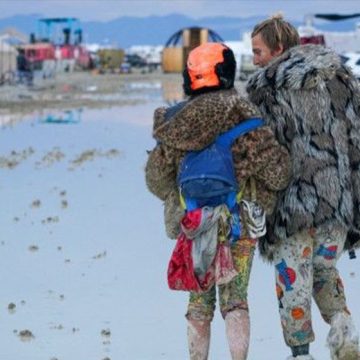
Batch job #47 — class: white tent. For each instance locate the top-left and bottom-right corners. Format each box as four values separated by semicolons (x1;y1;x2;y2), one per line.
0;36;17;81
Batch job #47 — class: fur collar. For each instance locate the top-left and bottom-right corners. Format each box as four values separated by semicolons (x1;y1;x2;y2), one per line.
247;44;342;93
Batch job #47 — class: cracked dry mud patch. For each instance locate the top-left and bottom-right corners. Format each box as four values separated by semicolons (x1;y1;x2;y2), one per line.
7;302;16;314
17;329;35;341
28;245;39;252
69;148;121;169
92;251;107;260
35;147;65;168
0;147;35;169
0;147;121;170
31;199;41;208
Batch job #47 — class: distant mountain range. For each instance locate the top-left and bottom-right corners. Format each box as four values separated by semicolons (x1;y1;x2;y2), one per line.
0;13;359;48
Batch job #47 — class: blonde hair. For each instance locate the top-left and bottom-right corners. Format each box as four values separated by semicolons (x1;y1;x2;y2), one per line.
251;14;300;52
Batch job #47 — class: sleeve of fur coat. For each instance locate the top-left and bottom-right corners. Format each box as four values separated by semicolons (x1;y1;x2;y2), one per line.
234;126;291;191
346;74;360;238
145;144;178;201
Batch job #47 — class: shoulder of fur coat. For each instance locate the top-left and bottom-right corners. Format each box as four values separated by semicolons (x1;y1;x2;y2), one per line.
246;44;343;93
152;88;260;151
145;88;261;201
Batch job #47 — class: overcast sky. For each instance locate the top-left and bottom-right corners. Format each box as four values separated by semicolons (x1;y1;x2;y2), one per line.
0;0;360;22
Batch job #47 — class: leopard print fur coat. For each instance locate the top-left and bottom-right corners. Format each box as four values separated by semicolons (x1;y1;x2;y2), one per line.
247;44;360;258
145;88;291;239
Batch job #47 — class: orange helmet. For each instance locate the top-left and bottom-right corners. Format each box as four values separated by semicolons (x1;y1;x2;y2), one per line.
183;42;236;95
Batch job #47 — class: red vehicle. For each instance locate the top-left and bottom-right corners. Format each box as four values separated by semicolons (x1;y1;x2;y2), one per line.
22;43;55;62
23;17;92;73
19;42;55;71
300;34;325;45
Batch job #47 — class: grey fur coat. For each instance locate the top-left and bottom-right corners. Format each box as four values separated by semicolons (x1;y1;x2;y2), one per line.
246;44;360;257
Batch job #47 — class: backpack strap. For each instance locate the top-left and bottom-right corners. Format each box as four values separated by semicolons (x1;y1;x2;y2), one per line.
237;177;257;202
216;117;264;147
164;101;187;122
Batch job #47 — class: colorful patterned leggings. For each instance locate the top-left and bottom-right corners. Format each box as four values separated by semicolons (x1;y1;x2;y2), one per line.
273;223;350;347
186;238;257;321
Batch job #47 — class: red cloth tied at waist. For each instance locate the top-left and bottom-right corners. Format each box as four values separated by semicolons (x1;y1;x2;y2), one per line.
167;207;238;292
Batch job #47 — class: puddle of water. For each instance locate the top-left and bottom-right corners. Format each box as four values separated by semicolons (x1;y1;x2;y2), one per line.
126;81;162;90
0;101;185;360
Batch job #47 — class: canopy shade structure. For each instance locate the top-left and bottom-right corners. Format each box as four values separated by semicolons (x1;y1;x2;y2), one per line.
314;13;360;21
165;27;223;47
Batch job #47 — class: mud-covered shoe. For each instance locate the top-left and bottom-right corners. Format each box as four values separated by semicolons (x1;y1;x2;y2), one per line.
327;312;359;360
286;355;315;360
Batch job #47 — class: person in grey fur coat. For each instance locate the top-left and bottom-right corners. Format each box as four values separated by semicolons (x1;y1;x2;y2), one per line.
246;15;360;360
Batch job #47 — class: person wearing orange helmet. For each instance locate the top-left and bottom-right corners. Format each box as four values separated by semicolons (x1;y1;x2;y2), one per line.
247;15;360;360
145;42;291;359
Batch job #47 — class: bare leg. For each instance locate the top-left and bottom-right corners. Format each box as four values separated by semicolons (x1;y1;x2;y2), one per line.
225;309;250;360
187;319;211;360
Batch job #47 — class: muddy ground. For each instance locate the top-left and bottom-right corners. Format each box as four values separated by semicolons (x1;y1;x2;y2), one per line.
0;68;359;360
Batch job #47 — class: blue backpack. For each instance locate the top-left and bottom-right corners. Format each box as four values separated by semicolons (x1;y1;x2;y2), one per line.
177;118;264;214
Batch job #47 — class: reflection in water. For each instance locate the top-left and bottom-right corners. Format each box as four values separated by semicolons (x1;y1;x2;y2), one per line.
40;109;83;124
0;113;28;128
161;77;185;106
126;82;162;90
124;76;185;105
